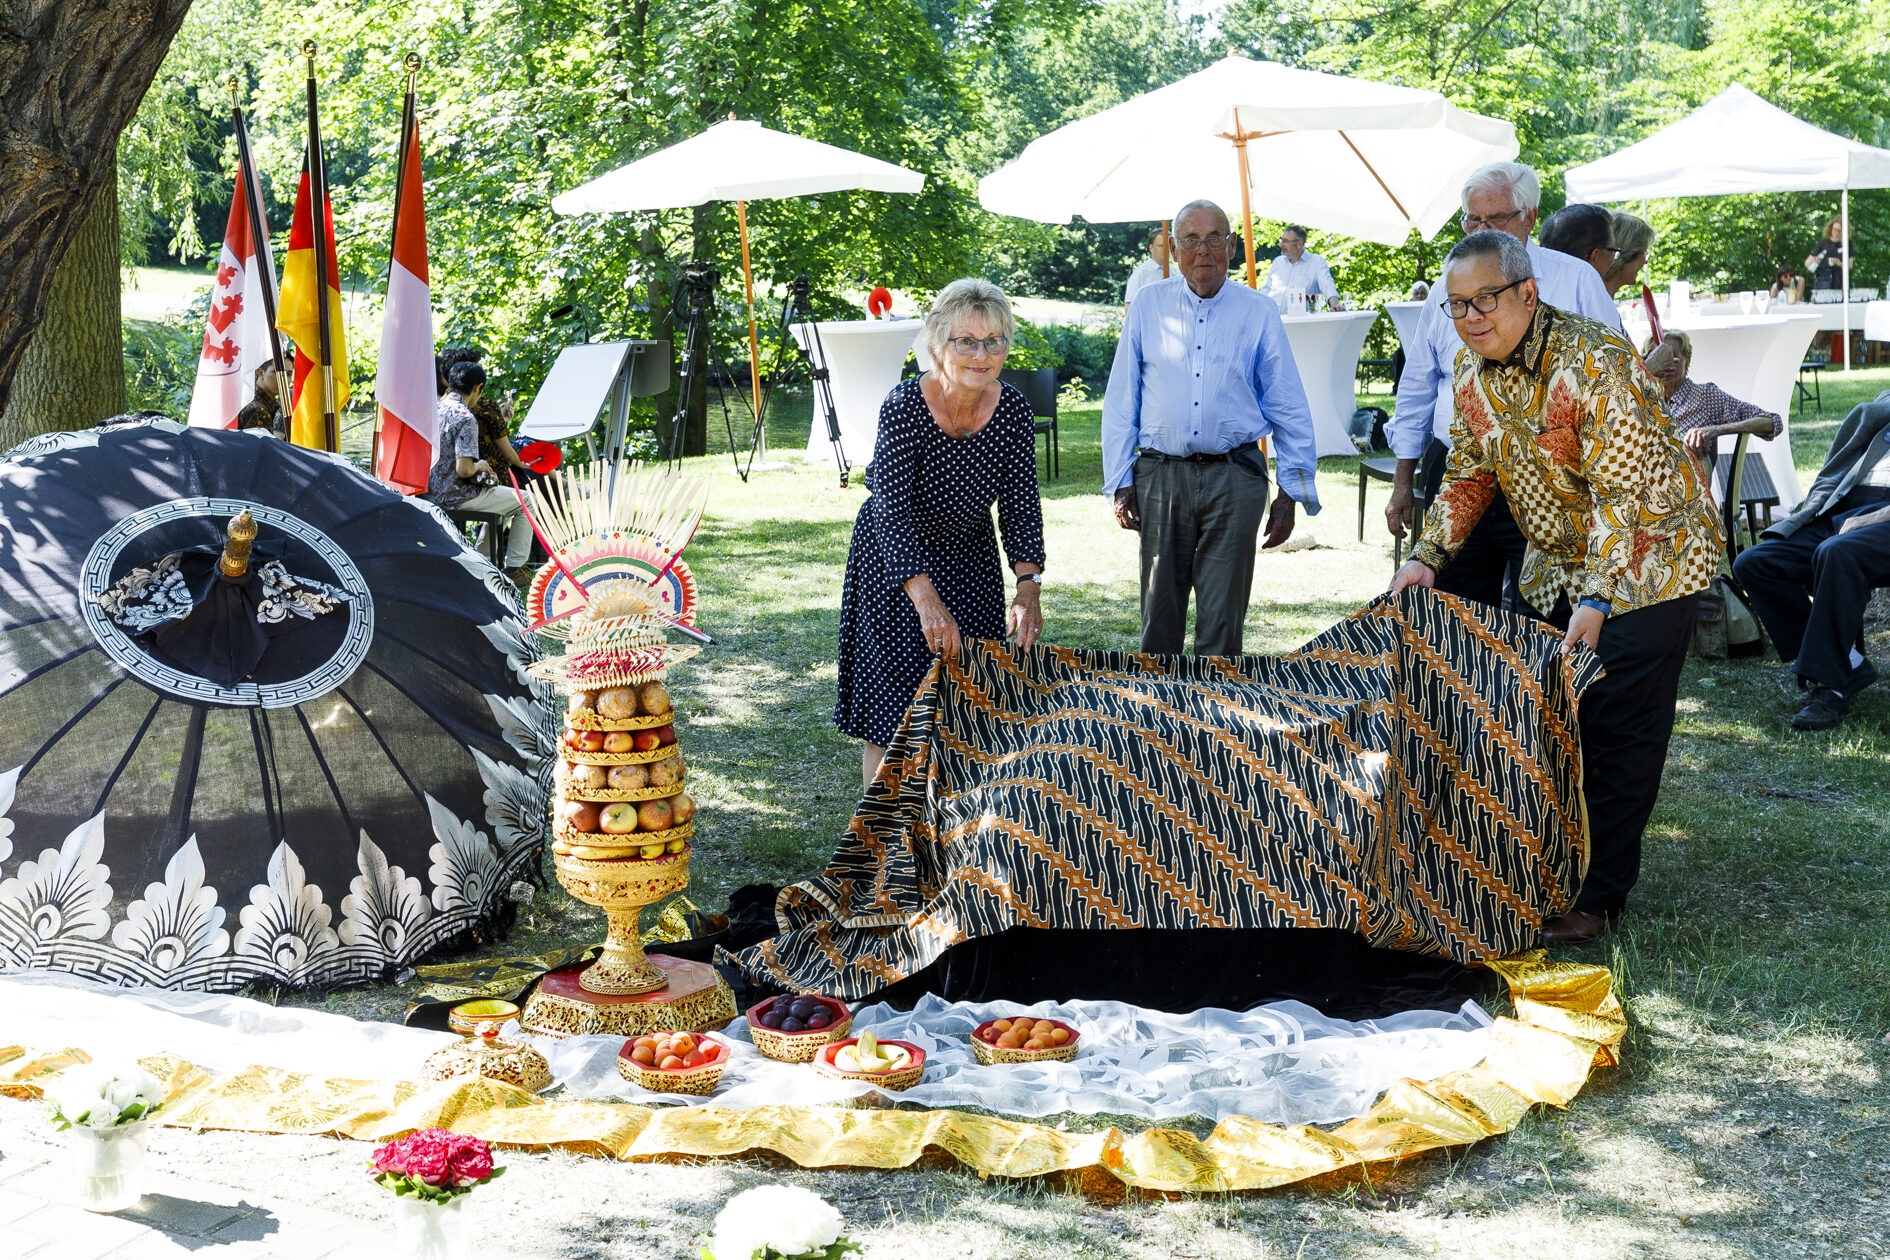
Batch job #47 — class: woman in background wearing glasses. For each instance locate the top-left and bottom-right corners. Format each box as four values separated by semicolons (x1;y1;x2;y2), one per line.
834;278;1047;787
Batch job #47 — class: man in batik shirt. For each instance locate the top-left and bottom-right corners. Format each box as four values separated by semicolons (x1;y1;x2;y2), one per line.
1391;230;1721;945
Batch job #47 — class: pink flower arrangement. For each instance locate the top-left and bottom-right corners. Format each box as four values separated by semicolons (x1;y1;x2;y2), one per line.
368;1128;504;1202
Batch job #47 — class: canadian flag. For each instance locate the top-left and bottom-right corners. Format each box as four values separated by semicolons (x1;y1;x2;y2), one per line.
375;108;435;493
187;158;277;428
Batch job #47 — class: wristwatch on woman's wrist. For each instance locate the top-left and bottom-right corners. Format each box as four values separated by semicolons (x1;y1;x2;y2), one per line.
1016;572;1042;586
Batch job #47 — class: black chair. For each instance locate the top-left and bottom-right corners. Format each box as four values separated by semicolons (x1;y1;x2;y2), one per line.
1358;456;1426;564
1712;432;1779;558
999;367;1059;478
446;509;507;564
1796;359;1826;413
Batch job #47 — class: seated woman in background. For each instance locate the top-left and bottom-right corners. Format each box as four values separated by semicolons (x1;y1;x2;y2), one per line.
1603;211;1654;296
1643;330;1783;483
834;278;1046;788
1770;265;1804;303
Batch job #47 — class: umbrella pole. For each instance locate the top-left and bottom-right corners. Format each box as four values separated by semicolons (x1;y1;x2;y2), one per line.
1231;112;1258;289
1841;186;1851;371
736;198;765;450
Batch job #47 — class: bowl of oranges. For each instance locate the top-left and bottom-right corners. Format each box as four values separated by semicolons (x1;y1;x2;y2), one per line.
970;1015;1080;1065
616;1030;730;1096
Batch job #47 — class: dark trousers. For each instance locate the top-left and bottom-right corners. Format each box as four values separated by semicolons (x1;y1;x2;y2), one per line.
1421;439;1524;612
1730;493;1890;693
1528;593;1700;915
1136;452;1269;656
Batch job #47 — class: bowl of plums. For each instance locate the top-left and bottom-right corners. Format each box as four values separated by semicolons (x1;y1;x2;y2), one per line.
745;994;852;1063
969;1014;1081;1065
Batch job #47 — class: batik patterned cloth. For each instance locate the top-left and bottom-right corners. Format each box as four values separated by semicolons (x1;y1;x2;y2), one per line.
1409;305;1722;614
727;591;1605;999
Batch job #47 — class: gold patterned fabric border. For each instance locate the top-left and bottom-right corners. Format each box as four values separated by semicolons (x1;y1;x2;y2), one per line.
0;952;1622;1197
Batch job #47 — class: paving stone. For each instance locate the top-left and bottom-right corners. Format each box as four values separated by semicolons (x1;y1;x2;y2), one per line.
0;1187;46;1224
14;1203;154;1259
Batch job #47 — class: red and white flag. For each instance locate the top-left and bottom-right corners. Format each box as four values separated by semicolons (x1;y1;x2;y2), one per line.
375;105;435;493
187;154;277;428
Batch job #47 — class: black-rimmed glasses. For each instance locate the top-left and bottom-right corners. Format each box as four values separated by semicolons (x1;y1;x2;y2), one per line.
1439;279;1526;319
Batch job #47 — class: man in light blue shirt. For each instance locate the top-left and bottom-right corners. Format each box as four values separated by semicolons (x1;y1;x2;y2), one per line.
1381;161;1624;610
1102;200;1321;656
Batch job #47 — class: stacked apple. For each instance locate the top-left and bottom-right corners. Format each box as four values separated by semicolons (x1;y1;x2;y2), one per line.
554;678;697;860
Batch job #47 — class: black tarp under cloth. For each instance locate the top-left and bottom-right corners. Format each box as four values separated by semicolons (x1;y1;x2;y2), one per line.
0;420;558;991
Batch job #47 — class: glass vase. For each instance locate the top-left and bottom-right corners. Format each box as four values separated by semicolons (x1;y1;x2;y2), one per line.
64;1121;150;1213
390;1192;471;1260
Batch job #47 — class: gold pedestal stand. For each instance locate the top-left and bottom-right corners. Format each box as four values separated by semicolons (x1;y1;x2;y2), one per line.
519;847;735;1039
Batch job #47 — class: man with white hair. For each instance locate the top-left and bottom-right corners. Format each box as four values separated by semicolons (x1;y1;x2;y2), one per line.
1103;199;1320;657
1383;162;1623;610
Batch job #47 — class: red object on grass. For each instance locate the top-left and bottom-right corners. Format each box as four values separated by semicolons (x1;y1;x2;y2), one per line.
866;286;894;318
518;441;562;473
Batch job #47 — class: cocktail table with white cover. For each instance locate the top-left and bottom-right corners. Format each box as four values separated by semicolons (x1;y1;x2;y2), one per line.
795;318;925;467
1383;300;1427;357
1280;309;1379;457
1642;309;1823;506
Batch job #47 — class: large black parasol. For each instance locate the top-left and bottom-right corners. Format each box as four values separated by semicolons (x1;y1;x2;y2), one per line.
0;419;557;991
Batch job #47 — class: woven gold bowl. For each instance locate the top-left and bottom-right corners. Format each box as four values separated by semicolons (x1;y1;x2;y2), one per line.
969;1018;1081;1066
617;1032;730;1096
813;1038;925;1091
745;996;852;1063
551;819;694;851
559;742;678;766
556;776;688;803
564;707;676;731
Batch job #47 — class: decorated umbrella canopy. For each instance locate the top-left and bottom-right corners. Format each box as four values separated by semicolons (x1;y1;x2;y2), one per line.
551;117;926;452
978;55;1518;274
0;420;556;991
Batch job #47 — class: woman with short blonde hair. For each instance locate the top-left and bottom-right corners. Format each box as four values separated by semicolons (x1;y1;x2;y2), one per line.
834;278;1046;786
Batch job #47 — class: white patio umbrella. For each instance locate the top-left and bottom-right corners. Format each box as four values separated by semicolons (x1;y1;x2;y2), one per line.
979;55;1518;280
552;117;926;434
1566;84;1890;370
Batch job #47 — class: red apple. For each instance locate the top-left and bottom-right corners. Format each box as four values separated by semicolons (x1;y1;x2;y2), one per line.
631;730;663;752
654;723;677;747
559;801;600;833
601;731;636;753
570;729;605;752
668;793;695;824
636;798;673;832
598;803;640;835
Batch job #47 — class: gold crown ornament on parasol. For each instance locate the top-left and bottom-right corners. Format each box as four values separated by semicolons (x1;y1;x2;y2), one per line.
516;460;735;1040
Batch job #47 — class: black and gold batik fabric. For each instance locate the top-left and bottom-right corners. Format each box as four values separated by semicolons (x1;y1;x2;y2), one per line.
728;590;1606;999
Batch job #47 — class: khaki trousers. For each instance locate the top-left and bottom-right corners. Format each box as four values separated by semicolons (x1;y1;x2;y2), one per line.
1135;452;1269;656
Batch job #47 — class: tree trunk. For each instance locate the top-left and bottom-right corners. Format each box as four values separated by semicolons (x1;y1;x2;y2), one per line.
0;179;125;446
0;0;195;417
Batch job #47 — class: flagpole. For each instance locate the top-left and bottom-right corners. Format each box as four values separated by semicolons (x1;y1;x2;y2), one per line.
304;41;340;452
228;77;289;393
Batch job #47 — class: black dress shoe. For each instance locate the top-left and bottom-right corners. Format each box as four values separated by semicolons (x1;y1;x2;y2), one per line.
1791;686;1849;731
1849;658;1879;696
1542;910;1610;945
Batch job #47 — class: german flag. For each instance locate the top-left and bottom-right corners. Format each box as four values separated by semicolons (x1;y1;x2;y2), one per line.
276;156;349;448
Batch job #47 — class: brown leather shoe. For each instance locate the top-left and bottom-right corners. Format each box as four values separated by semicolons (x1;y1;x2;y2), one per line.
1542;910;1610;945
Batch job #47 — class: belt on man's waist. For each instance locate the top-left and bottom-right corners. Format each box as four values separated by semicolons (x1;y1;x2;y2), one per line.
1137;441;1259;464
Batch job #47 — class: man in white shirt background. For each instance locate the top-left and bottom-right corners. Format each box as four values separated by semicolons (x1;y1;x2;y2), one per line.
1262;226;1340;309
1123;227;1172;305
1382;161;1624;610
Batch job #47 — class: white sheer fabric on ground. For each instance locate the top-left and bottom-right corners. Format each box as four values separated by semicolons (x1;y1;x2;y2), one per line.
2;972;1492;1127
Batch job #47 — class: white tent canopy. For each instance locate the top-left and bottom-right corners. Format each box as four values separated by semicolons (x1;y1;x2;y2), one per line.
978;56;1519;249
1564;84;1890;201
551;118;925;213
1566;84;1890;370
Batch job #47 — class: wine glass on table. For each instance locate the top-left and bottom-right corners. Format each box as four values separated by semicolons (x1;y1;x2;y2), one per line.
1739;290;1755;315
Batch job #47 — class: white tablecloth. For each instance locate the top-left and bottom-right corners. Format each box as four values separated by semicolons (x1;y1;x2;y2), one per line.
1279;309;1379;457
1688;299;1874;333
1383;301;1427;355
795;318;923;466
1642;310;1822;507
1865;301;1890;342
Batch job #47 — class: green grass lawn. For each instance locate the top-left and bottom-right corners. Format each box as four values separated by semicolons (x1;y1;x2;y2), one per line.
235;354;1890;1252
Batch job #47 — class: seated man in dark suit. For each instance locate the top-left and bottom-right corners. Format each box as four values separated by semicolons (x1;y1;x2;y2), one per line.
1731;390;1890;730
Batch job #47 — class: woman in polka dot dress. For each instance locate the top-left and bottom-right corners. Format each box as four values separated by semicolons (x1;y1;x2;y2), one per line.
836;278;1047;787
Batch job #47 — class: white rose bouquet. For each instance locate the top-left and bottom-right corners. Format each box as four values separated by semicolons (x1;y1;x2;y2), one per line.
44;1062;165;1131
702;1186;859;1260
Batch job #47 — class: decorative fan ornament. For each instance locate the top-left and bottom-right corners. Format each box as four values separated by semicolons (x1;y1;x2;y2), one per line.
527;536;698;632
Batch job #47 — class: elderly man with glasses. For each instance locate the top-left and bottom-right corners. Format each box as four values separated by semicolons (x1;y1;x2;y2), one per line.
1384;162;1623;613
1102;199;1320;656
1390;231;1720;945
